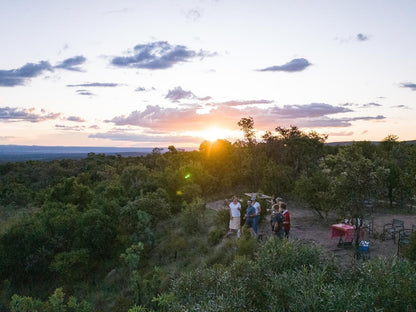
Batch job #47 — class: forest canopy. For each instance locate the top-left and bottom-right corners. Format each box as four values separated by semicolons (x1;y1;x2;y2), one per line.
1;120;416;311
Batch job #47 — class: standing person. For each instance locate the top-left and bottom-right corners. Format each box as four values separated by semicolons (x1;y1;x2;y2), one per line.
272;205;285;239
229;196;241;235
281;202;291;238
269;197;282;231
251;195;261;236
244;200;257;236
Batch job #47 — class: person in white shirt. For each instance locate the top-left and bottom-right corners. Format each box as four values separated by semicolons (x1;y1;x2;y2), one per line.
229;196;241;234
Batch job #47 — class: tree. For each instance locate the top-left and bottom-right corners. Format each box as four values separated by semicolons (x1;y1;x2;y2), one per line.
324;144;387;248
275;126;327;178
237;117;256;145
377;135;412;210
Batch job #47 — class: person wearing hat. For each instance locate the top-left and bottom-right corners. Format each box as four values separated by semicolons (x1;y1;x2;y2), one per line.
251;195;261;236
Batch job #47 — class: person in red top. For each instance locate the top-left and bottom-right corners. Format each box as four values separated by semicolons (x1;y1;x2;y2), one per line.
281;202;291;238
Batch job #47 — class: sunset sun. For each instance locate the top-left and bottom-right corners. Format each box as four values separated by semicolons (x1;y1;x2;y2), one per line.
200;127;227;142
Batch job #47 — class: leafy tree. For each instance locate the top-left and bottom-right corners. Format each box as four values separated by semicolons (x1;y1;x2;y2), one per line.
237;116;256;145
44;177;94;210
377;135;413;210
294;166;333;219
275;125;328;178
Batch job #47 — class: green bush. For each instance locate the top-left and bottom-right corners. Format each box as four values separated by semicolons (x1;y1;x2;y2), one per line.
207;226;226;246
404;231;416;261
258;237;326;273
215;208;230;231
180;198;205;234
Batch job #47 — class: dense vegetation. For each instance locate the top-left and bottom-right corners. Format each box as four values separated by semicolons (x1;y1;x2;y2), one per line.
1;120;416;311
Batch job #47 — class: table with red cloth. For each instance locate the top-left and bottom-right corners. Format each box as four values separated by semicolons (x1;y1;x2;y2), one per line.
331;223;364;246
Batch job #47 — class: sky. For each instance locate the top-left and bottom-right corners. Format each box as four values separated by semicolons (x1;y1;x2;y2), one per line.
1;0;416;148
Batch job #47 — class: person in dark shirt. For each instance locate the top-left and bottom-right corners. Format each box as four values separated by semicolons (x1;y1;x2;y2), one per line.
272;205;284;239
245;200;257;236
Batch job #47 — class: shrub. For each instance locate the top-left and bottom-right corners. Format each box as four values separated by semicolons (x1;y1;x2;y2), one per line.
180;198;205;234
258;237;325;274
207;226;226;246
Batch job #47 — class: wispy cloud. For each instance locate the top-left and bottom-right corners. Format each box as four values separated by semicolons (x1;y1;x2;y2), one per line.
105;102;383;133
75;90;95;96
65;116;86;122
186;8;202;21
0;136;14;141
270;103;352;118
391;104;410;109
401;82;416;91
356;33;369;41
327;131;354;137
294;115;385;128
104;7;134;14
257;58;312;72
361;102;382;108
211;100;273;107
89;130;202;144
67;82;120;87
165;86;211;102
135;86;156;92
55;124;86;131
55;55;86;71
111;41;216;69
0;107;60;122
0;61;53;87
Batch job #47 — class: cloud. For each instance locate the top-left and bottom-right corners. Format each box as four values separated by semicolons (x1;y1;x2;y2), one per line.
55;124;86;131
270;103;352;118
392;105;410;109
293;115;385;128
104;102;385;135
104;7;134;14
0;136;14;141
65;116;86;122
76;90;95;96
67;82;120;87
341;102;382;108
327;131;354;137
361;102;382;108
55;55;86;71
111;41;215;69
257;58;312;72
186;9;202;21
135;86;156;92
356;33;369;41
211;100;273;107
0;106;60;122
401;83;416;91
165;86;211;102
0;61;53;87
89;130;202;144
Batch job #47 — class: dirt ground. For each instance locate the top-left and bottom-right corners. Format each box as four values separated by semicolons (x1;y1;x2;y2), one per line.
207;199;416;266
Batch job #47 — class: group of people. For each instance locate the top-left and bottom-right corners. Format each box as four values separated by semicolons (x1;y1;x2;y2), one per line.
228;195;290;239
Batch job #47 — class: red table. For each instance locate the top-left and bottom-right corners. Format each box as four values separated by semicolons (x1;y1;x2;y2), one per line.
331;223;364;246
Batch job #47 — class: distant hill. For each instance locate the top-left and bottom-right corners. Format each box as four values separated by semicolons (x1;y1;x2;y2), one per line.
326;140;416;146
0;145;156;163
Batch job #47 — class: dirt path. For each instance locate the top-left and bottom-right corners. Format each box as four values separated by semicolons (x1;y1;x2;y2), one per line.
208;199;416;265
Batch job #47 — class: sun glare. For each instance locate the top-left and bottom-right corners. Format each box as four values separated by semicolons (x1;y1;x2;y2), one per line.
201;127;227;142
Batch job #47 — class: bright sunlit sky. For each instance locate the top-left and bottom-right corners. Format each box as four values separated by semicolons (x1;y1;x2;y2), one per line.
1;0;416;148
